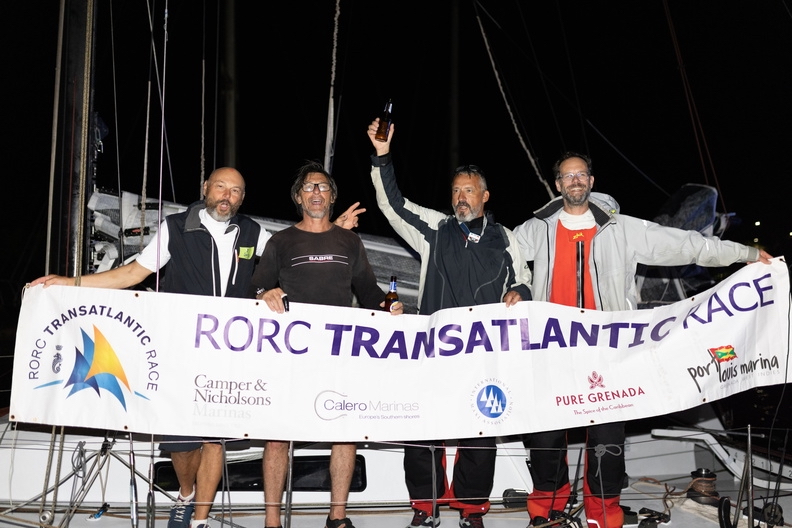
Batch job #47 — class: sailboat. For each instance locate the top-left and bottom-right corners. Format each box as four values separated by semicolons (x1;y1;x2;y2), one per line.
4;1;791;528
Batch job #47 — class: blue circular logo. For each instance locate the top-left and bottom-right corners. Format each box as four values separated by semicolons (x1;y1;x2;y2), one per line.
476;384;507;418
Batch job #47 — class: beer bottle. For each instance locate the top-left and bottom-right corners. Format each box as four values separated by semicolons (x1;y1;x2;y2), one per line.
384;275;399;311
375;99;393;142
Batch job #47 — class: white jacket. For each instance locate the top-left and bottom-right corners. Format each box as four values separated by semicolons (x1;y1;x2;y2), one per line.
513;192;760;311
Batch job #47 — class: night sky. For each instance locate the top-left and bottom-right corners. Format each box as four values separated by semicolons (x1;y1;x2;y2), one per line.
4;0;792;296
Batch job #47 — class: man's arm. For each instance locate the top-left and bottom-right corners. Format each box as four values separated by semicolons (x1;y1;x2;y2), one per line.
626;216;773;267
30;260;153;290
367;120;447;247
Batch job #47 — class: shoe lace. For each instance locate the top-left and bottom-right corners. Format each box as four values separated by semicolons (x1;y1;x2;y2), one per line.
411;509;439;527
171;498;191;522
461;516;484;528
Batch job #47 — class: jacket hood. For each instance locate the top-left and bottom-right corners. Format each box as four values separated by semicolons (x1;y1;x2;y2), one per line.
589;192;620;214
534;191;620;221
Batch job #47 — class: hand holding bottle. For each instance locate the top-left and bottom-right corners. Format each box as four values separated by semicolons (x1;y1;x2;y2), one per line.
375;99;393;141
384;276;399;311
367;118;394;156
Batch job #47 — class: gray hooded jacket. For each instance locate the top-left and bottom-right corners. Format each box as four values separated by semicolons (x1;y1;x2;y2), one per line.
512;191;760;311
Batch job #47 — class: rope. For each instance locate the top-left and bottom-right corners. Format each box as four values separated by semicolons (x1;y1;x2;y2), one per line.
323;0;341;173
592;443;622;528
472;4;554;201
70;441;87;504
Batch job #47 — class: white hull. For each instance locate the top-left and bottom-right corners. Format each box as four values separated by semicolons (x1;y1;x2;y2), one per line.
1;406;789;528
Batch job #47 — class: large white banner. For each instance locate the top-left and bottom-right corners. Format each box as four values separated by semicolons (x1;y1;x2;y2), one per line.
11;259;791;442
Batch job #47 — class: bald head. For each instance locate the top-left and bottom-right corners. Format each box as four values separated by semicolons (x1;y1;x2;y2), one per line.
203;167;245;221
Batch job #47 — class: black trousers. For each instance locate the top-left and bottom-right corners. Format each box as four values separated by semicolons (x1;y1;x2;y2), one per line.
404;436;497;507
525;422;625;498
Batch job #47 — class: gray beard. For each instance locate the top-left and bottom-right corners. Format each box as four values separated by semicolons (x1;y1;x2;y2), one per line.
454;202;479;223
455;210;476;223
303;206;329;220
206;207;231;222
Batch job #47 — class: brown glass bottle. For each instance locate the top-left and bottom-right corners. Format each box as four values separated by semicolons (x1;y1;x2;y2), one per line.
384;275;398;311
375;99;393;142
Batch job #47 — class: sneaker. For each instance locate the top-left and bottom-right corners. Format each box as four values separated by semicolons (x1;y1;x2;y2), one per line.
459;514;484;528
325;517;355;528
408;509;440;528
530;517;549;527
167;495;194;528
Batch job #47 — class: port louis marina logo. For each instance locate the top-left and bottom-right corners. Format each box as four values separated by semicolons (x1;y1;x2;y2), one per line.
471;379;512;425
26;307;158;411
686;344;781;393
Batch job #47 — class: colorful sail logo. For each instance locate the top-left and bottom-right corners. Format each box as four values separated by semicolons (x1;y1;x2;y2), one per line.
64;325;132;410
708;345;737;363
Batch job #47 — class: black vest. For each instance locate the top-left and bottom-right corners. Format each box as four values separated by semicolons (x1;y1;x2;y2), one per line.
160;201;262;298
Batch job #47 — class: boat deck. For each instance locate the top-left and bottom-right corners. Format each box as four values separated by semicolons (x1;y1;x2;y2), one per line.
1;411;790;528
0;469;787;528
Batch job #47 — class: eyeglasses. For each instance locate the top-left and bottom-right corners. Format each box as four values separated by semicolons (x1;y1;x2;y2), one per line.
302;182;331;192
557;171;591;181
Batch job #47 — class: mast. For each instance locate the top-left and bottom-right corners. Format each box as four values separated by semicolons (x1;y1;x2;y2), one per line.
222;0;237;168
46;0;100;277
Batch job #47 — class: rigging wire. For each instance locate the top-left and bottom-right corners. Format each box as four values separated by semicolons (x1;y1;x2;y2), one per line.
758;291;792;507
154;0;170;294
108;1;129;263
471;2;554;201
211;0;220;179
200;0;207;187
662;0;728;216
324;0;342;173
138;0;173;292
552;0;590;155
473;1;667;199
209;0;220;186
512;2;566;156
784;0;792;20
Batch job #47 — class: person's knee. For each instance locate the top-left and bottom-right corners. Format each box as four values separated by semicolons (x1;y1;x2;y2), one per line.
171;448;200;462
266;441;289;454
201;442;223;455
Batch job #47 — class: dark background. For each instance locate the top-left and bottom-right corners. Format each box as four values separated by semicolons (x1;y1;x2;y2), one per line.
2;1;791;407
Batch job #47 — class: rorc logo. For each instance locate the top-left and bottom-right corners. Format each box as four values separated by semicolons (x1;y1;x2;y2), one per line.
34;325;138;411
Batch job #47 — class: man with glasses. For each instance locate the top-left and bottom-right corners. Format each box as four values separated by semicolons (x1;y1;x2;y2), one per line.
366;120;532;528
33;166;364;528
251;160;402;528
513;151;772;528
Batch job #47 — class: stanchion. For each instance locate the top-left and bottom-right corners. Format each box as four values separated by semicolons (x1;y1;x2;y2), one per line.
284;441;295;528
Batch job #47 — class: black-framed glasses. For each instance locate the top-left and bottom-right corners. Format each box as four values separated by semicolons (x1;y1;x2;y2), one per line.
302;182;331;192
557;171;591;181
